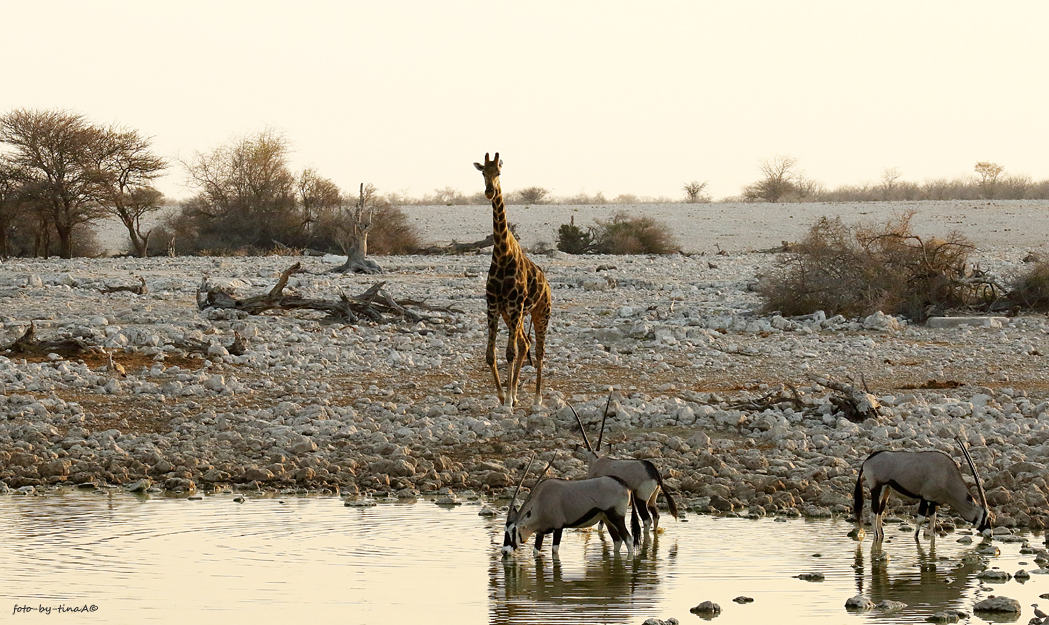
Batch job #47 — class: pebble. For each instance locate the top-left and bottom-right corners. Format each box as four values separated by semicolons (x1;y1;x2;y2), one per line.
973;596;1022;613
845;596;874;611
689;601;720;615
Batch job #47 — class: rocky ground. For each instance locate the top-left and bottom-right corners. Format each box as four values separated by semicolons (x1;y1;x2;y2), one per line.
3;201;1049;532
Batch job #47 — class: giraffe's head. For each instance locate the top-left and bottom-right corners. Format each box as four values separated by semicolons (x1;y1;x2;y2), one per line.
473;152;503;200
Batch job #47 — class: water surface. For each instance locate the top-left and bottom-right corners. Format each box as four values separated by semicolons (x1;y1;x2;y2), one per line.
1;490;1045;624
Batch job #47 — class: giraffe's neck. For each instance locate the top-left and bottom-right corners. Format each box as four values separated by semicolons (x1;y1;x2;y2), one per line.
490;184;515;260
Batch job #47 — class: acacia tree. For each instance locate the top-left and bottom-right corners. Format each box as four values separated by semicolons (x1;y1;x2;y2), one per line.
974;161;1005;199
0;109;107;258
180;128;298;251
514;186;550;204
742;155;806;203
683;180;709;203
92;128;167;256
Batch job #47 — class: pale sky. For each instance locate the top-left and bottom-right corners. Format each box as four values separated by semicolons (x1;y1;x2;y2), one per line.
3;1;1048;202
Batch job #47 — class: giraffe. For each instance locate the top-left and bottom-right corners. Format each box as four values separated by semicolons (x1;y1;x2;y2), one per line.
473;152;552;408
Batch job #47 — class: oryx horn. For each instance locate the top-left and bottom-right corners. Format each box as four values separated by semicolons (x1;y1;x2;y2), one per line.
534;453;556;486
596;388;613;452
955;436;989;511
568;402;594;453
509;454;536;511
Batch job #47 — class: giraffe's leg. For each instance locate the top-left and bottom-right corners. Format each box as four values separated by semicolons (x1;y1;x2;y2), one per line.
531;298;550;408
486;307;504;405
504;309;524;407
513;321;530;406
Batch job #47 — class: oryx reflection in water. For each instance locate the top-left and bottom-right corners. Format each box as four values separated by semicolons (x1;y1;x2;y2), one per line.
490;530;672;625
852;534;989;620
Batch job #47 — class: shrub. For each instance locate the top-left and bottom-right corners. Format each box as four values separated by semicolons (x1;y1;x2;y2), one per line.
366;203;424;255
757;212;975;321
556;212;679;255
556;220;596;254
1007;260;1049;311
593;211;679;255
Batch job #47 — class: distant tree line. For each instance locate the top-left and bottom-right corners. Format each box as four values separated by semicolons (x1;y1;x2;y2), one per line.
734;155;1049;203
6;108;1049;260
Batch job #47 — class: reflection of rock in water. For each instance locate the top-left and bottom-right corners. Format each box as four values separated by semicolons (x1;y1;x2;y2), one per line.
853;537;986;620
489;531;671;625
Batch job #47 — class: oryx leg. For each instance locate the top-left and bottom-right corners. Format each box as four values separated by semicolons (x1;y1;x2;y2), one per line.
551;528;563;555
605;511;635;558
647;491;661;533
915;500;938;539
604;516;624;553
485;306;505;405
871;484;891;542
635;499;653;534
533;531;545;556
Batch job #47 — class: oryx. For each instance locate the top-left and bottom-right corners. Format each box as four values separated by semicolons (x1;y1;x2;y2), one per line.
853;438;992;541
501;456;640;558
570;393;679;533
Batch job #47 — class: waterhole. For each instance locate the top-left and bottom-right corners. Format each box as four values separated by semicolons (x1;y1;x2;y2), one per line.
1;490;1046;624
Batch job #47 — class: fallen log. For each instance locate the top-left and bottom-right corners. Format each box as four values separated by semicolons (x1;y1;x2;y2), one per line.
1;322;99;357
196;262;461;323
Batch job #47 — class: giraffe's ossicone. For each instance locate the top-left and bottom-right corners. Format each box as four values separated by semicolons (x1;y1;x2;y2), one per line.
473;152;552;408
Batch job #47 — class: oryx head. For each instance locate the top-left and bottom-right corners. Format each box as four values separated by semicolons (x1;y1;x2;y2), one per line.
502;454;556;556
570;389;613;464
502;455;535;556
473;152;503;201
956;437;993;532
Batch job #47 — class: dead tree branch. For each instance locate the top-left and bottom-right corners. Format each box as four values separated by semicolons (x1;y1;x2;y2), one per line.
196;262;460;324
808;373;881;422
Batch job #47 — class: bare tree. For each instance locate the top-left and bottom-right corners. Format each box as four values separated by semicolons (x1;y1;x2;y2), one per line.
880;167;901;200
92;127;167;257
742;155;805;203
974;161;1005;199
0;109;107;258
683;180;710;203
332;183;381;274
